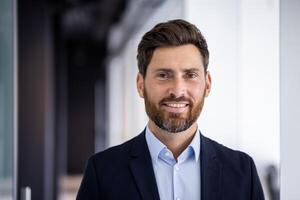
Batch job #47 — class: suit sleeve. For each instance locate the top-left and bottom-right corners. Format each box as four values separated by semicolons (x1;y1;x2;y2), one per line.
76;157;100;200
250;157;265;200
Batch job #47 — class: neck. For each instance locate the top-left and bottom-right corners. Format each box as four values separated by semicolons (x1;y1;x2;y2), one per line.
148;120;198;159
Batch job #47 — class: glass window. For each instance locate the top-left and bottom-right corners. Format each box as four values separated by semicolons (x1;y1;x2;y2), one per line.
0;0;15;199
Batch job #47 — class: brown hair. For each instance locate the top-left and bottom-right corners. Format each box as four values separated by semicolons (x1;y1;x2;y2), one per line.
137;19;209;77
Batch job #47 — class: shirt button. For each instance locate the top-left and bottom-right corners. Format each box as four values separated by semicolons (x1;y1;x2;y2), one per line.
176;197;181;200
165;152;170;157
175;165;180;171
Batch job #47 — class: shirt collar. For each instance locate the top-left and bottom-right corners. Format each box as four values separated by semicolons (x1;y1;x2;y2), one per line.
146;126;166;163
145;124;201;163
189;126;201;162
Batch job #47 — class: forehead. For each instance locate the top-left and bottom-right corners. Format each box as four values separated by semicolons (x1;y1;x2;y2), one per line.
148;44;204;72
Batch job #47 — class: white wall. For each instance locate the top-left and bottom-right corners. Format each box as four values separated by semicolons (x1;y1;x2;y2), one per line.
280;0;300;199
238;0;279;167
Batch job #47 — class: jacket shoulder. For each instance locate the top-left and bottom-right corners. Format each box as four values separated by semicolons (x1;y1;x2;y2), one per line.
201;135;265;199
202;135;254;168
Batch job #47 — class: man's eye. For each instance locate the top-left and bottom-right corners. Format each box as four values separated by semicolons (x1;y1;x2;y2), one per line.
185;72;198;79
157;73;169;79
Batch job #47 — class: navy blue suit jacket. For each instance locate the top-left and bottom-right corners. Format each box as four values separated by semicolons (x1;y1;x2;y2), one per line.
77;131;265;200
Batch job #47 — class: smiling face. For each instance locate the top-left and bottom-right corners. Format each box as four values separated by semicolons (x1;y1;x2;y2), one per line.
137;44;211;133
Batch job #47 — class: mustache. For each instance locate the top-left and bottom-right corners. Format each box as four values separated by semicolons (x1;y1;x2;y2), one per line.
159;96;192;105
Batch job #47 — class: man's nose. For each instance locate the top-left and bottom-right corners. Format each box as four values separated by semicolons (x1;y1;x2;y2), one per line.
168;77;187;98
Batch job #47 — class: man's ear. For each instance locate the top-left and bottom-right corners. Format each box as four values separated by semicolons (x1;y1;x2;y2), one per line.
204;71;212;97
136;73;145;98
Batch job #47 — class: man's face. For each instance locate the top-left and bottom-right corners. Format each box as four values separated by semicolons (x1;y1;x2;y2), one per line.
137;44;211;133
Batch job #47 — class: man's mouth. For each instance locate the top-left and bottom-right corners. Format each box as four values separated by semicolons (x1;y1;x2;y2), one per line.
163;103;188;107
161;102;189;113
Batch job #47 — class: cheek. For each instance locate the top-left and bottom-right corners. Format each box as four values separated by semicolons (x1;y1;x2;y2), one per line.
188;84;206;99
145;84;166;102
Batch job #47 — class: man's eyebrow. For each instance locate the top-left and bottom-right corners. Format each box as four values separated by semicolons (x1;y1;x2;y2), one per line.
153;67;201;72
153;68;174;73
183;68;201;72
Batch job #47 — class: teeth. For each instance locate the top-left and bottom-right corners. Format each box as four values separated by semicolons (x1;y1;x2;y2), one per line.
166;103;186;108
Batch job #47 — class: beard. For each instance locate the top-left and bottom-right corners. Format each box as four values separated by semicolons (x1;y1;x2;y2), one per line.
144;88;206;133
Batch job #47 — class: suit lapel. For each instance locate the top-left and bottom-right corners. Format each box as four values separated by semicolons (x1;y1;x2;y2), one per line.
129;131;160;200
200;134;222;200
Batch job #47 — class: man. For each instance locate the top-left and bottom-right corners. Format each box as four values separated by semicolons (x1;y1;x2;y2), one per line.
77;19;265;200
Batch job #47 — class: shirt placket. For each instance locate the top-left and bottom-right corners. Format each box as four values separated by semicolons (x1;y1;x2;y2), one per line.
173;162;183;200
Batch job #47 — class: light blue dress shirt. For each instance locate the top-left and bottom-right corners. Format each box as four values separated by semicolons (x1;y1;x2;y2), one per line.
145;125;201;200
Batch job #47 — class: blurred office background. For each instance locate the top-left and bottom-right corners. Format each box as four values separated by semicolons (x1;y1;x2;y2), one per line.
1;0;300;199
